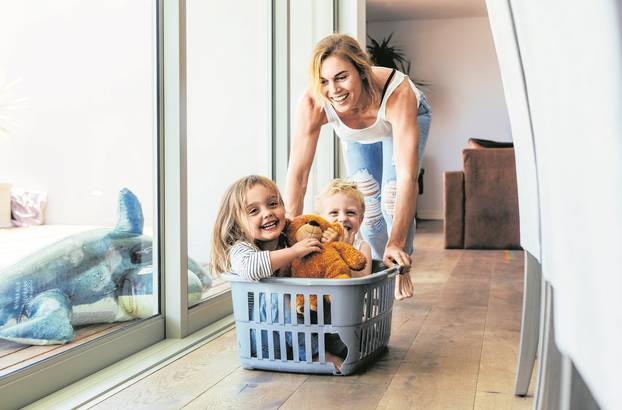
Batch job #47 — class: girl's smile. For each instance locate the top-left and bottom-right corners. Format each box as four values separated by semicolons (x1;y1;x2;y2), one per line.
245;184;286;245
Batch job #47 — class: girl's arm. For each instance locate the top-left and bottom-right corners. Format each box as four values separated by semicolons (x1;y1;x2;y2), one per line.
384;81;421;269
285;91;327;218
229;239;322;281
269;237;322;271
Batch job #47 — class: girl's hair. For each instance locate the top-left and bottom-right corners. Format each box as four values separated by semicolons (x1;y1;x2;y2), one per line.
316;178;366;215
309;33;379;111
210;175;283;276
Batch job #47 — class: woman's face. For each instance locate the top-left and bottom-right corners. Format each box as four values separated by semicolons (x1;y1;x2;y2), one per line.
320;55;364;113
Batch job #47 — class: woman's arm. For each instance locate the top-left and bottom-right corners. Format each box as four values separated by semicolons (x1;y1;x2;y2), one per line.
384;81;421;268
284;91;327;218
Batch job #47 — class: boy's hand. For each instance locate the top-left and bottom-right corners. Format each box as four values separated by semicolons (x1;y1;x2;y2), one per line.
321;227;341;243
341;227;355;245
291;238;322;257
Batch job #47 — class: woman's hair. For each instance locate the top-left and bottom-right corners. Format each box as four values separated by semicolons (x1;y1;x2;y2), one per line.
210;175;283;276
309;33;379;111
316;178;366;215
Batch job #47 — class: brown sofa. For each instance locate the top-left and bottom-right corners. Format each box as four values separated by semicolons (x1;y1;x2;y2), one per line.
443;146;521;249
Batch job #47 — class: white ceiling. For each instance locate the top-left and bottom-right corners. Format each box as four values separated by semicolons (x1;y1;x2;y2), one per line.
366;0;488;22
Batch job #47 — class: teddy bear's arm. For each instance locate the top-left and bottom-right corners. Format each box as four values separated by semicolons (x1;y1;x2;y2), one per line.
330;242;367;271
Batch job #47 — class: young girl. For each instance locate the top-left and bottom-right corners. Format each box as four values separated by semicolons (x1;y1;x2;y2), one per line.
211;175;321;281
211;175;343;370
316;178;373;277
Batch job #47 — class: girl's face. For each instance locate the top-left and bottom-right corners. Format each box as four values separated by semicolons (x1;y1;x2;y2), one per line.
320;55;364;114
244;184;286;245
319;192;364;237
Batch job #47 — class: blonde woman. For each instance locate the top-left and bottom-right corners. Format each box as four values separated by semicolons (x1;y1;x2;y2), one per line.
285;33;432;300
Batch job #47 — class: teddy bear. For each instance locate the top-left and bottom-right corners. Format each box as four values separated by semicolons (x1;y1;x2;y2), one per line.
286;214;367;313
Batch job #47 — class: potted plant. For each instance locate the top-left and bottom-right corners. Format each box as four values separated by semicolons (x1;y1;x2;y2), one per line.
366;33;428;88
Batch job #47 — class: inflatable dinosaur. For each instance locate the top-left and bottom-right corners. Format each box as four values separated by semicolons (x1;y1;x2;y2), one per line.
0;188;212;345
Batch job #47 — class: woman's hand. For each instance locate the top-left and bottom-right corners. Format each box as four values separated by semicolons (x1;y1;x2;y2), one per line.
291;237;322;258
384;245;414;300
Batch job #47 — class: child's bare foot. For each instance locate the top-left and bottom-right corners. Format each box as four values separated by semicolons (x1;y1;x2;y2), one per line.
325;352;343;374
395;271;414;300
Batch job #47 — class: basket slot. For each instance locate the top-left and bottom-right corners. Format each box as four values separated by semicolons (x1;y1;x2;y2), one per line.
305;332;313;363
303;294;311;325
279;331;287;361
366;323;373;356
247;292;254;322
249;329;256;358
318;332;326;363
267;330;275;360
292;331;300;362
278;293;284;324
254;291;261;323
291;294;298;325
267;293;276;325
317;295;325;325
284;294;293;324
365;290;373;321
257;330;265;360
361;291;368;321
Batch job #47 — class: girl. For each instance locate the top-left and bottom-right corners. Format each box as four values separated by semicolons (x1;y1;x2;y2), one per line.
211;175;320;280
316;178;372;277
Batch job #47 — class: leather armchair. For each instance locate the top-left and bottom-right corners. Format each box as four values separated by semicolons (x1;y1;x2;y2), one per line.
443;145;521;249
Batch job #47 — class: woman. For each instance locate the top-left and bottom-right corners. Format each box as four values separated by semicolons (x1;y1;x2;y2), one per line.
285;33;431;300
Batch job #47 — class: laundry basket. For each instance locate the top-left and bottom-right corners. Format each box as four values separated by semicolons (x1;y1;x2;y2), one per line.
223;265;398;375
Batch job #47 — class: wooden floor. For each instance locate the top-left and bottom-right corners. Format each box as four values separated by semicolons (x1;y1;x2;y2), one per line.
90;221;534;410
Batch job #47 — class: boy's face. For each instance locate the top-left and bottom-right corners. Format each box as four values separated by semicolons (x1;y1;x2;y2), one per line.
319;192;364;238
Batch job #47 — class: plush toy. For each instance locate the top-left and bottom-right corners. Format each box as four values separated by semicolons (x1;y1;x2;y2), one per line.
0;188;212;345
286;214;367;313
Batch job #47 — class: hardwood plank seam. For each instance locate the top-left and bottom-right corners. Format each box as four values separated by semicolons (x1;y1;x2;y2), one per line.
472;257;496;409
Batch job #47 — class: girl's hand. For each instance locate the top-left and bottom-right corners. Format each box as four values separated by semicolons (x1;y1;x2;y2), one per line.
291;237;322;257
320;227;341;243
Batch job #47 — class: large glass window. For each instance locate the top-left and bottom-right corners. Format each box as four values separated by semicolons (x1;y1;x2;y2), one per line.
0;0;158;378
186;0;272;304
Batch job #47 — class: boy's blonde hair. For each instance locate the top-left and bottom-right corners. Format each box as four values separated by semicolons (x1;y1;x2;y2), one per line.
316;178;366;215
309;33;379;111
210;175;283;276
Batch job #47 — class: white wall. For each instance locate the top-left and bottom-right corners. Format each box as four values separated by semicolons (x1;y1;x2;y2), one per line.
368;16;511;219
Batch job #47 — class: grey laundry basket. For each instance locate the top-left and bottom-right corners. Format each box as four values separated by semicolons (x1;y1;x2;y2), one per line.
223;265;398;375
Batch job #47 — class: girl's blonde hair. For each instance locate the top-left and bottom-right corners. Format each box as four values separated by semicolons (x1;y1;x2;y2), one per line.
309;33;379;111
210;175;283;276
316;178;366;215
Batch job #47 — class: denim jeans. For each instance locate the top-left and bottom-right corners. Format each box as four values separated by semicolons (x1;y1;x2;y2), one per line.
342;93;432;260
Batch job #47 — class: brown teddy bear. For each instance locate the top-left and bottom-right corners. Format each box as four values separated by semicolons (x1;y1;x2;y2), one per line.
286;214;367;313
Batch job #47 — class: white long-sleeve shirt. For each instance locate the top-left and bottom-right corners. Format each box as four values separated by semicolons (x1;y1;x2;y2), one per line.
228;241;273;281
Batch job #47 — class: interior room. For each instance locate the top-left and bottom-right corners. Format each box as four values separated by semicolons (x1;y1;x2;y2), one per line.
0;0;619;409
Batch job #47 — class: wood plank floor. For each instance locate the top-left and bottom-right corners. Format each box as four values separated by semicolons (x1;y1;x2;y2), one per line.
93;221;534;410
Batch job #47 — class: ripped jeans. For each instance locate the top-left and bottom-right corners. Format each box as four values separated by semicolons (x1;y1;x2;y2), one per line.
342;93;432;260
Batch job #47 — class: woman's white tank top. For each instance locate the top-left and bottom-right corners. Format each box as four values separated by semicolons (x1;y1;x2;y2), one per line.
324;69;423;144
